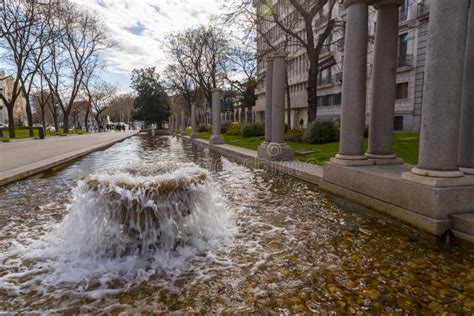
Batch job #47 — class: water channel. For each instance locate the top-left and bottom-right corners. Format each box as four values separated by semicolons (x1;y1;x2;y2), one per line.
0;134;473;313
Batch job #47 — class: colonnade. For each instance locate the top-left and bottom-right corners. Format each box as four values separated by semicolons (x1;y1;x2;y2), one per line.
257;52;294;161
333;0;474;183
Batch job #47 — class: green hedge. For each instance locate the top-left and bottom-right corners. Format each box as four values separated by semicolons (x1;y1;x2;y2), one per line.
303;119;340;144
286;128;305;143
240;123;264;138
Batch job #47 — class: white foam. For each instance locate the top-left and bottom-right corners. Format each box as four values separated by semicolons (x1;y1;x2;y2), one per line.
0;162;235;304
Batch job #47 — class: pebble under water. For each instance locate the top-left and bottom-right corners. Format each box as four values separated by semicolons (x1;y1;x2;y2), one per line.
0;134;473;313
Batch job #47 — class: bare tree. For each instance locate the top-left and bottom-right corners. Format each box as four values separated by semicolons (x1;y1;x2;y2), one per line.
0;0;53;138
223;3;295;127
166;25;231;115
80;56;101;132
41;1;109;133
163;64;198;116
105;93;135;123
32;75;53;128
89;81;117;126
226;0;341;123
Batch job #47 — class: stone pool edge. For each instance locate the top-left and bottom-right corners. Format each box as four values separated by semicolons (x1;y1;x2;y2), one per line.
177;134;474;247
0;131;140;187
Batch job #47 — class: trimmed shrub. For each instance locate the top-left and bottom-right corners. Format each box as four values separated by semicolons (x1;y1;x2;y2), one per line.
286;128;305;143
221;122;232;134
303;119;340;144
240;123;264;138
198;124;210;132
226;122;241;136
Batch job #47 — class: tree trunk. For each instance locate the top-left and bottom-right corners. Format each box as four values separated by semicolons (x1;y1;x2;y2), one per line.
7;106;15;138
285;67;292;130
63;111;70;134
25;98;34;137
41;106;46;129
84;106;90;132
95;113;101;127
53;109;58;132
307;64;319;123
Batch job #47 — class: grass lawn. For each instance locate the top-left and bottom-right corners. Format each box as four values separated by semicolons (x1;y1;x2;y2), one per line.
1;128;87;140
187;128;420;166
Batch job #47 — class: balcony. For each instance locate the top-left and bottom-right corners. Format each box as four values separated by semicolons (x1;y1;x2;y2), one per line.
417;2;429;18
398;54;413;68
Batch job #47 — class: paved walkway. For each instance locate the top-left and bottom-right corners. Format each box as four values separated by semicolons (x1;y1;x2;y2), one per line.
0;131;138;186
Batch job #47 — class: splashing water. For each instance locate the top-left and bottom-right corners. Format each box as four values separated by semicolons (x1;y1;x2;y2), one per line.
1;135;474;313
0;162;235;303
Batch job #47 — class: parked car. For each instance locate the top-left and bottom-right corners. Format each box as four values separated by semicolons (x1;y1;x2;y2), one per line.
33;123;43;128
47;126;56;133
0;123;8;128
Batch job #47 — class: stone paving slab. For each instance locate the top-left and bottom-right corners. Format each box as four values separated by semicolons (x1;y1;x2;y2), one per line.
0;131;138;187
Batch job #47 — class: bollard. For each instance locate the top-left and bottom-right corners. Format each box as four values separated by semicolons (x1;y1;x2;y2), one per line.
38;127;45;139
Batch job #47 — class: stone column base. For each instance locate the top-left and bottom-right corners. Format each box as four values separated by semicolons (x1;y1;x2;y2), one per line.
257;142;269;159
411;167;464;178
209;135;224;145
460;167;474;175
365;153;404;165
330;154;375;166
267;142;294;161
401;171;474;188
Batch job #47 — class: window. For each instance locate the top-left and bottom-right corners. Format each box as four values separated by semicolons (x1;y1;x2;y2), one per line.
334;93;342;105
398;33;408;66
396;82;408;99
400;0;409;21
318;68;332;86
316;93;341;107
394;116;404;131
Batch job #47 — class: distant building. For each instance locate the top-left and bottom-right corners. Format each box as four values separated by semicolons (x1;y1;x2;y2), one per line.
254;0;431;132
0;69;28;126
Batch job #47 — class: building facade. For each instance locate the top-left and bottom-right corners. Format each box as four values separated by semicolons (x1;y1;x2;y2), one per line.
254;0;431;132
0;69;28;126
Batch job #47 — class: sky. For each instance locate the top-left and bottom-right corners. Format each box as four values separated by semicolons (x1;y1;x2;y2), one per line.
73;0;237;93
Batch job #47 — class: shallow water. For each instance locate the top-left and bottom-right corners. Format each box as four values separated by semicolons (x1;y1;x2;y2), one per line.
0;134;473;313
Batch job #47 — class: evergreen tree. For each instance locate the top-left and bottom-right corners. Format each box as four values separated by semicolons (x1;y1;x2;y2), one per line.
130;67;170;128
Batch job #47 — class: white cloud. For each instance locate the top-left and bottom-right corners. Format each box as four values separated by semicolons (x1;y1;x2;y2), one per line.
73;0;236;92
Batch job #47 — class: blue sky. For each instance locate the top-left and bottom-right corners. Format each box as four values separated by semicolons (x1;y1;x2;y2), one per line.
74;0;236;92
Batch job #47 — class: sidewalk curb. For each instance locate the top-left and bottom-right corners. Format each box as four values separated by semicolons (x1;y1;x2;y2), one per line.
0;132;138;187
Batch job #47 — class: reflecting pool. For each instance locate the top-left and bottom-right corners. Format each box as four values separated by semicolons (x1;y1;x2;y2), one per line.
0;134;473;313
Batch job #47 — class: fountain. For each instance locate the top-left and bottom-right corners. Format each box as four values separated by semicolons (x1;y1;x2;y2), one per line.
38;161;233;264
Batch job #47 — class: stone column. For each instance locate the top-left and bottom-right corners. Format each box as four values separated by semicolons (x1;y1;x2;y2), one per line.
258;56;274;158
181;110;186;136
174;113;179;134
459;2;474;174
209;88;224;144
366;0;403;164
268;52;293;161
191;103;197;139
406;0;469;179
331;0;373;166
